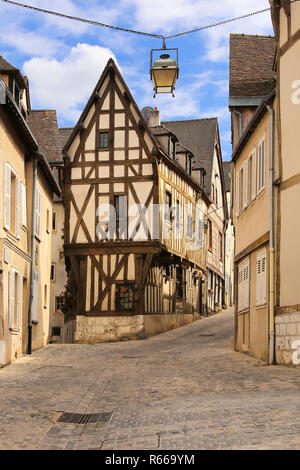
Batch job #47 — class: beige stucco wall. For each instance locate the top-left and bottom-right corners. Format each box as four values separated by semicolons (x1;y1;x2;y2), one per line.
28;163;53;352
0;111;30;364
234;111;271;256
279;14;300;308
233;106;275;363
0;109;54;365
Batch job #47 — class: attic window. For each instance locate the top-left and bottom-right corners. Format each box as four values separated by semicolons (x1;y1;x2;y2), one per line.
8;76;20;107
186;154;192;175
169;138;176;159
99;132;109;149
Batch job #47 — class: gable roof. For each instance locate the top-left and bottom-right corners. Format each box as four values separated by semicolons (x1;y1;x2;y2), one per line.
0;55;17;72
162;118;218;194
232;91;275;162
27;110;63;163
63;58;159;156
59;127;73;149
0;55;27;89
63;59;211;203
229;34;276;98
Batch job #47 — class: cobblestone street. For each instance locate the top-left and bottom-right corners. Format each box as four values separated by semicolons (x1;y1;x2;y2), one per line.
1;308;300;450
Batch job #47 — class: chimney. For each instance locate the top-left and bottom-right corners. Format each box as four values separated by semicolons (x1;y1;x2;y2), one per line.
149;107;160;127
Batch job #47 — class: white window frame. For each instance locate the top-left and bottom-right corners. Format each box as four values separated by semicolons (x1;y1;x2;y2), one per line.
251;148;257;200
235;168;240;217
8;267;22;332
32;270;39;323
237;167;244;216
257;135;266;194
4;163;21;238
21;182;27;228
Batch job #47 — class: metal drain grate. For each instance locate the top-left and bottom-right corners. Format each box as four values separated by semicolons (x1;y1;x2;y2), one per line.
57;411;112;424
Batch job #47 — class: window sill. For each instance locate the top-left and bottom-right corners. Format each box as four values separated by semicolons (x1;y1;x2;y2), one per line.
9;328;20;335
238;309;250;315
256;303;267;310
6;231;19;242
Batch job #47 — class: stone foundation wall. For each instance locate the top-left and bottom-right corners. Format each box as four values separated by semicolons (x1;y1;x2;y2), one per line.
275;313;300;366
74;315;145;343
73;313;197;344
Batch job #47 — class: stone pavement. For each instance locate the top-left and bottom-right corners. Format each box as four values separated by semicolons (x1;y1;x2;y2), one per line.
1;308;300;450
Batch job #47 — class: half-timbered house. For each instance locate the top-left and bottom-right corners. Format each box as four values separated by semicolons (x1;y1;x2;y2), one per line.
62;59;211;343
162;118;229;314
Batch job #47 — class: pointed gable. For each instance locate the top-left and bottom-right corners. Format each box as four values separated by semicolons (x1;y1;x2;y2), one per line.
63;59;158;162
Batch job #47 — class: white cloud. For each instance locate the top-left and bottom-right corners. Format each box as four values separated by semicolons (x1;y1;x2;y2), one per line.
23;43;116;123
122;0;273;62
122;0;272;34
0;27;64;57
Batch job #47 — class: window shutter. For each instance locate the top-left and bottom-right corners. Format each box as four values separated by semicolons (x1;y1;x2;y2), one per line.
261;254;267;304
21;183;27;227
252;150;256;200
236;170;240;217
258;139;265;192
261;140;265;189
256;250;267;305
35;187;41;237
4;163;11;230
243;162;248;209
238;265;243;311
9;269;15;330
32;270;39;322
17;274;22;331
245;263;249;309
238;258;250;311
16;177;21;239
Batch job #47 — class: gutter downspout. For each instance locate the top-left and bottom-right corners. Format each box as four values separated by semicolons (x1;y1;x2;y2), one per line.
27;155;38;355
267;104;275;365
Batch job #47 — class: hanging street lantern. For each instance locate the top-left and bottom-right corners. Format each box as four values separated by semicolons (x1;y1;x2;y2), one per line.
150;40;179;97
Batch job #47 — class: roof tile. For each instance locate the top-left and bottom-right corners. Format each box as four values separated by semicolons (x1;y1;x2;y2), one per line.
229;34;276;98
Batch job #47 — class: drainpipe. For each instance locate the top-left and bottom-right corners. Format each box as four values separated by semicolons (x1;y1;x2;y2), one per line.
267;104;275;365
233;108;243;139
27;155;38;355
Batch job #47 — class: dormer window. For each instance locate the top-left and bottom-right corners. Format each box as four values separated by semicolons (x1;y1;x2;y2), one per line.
169;138;176;159
200;169;206;188
186;154;192;175
8;76;20;107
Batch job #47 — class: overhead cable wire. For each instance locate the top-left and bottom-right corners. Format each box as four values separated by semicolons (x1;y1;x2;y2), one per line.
1;0;298;43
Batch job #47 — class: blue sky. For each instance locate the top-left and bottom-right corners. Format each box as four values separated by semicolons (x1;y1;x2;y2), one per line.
0;0;274;160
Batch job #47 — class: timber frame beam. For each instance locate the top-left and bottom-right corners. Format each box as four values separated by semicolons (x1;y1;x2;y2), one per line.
64;241;162;256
